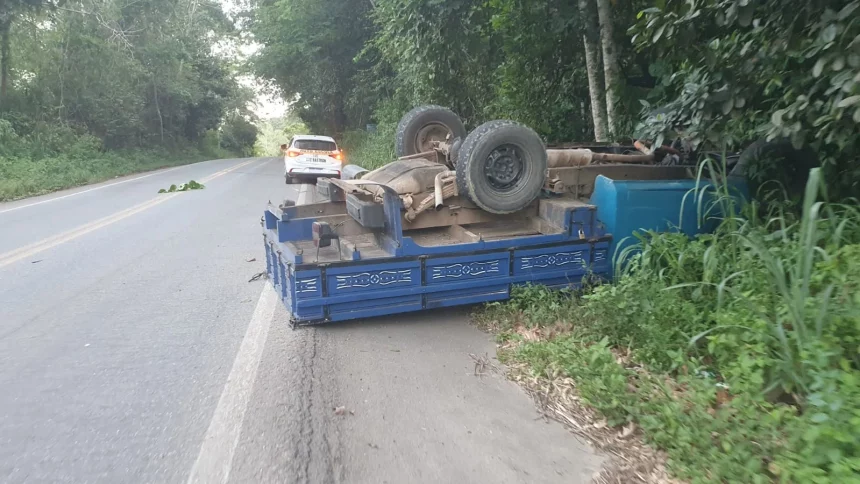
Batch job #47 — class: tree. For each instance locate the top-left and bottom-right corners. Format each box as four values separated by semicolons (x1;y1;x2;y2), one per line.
221;113;259;156
0;0;50;109
3;0;247;149
485;0;592;141
372;0;498;126
578;0;608;141
631;0;860;196
596;0;622;137
251;0;379;134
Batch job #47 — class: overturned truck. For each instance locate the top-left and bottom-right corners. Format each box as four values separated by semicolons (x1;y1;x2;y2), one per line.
263;106;746;326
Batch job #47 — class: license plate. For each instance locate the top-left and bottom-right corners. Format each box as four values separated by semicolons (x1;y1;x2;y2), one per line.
309;157;324;163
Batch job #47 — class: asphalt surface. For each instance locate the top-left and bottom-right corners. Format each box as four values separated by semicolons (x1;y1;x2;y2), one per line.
0;157;603;483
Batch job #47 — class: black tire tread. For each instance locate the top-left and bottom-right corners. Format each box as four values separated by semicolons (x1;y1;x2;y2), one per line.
395;105;466;158
456;120;546;214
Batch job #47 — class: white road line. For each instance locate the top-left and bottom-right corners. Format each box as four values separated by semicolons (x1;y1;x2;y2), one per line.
186;284;278;484
296;183;310;205
0;166;182;215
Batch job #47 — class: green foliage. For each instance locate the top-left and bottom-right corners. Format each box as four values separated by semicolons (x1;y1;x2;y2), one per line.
372;0;497;126
250;0;379;134
158;180;204;193
0;145;211;201
253;114;308;157
0;0;251;201
2;0;248;148
252;0;635;143
631;0;860;196
481;170;860;482
220;115;259;157
340;125;396;171
482;0;595;140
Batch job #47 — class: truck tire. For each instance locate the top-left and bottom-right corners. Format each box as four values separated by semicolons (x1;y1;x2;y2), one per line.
395;105;466;158
730;138;819;196
456;120;547;214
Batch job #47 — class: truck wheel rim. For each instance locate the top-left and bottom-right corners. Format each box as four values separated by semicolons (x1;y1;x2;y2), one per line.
415;123;449;153
484;144;524;191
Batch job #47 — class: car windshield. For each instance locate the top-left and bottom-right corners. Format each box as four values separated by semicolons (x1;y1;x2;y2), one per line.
293;139;337;152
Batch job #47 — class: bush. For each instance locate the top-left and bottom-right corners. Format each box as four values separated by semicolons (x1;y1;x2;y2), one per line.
340;125;396;171
0;121;218;201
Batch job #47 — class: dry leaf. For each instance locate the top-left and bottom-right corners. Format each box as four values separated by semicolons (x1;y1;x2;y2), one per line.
619;423;637;439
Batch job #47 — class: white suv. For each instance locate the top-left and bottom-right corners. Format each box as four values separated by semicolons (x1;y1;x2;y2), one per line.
281;135;344;184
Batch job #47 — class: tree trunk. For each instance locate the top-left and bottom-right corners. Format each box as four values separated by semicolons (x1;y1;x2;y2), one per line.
596;0;622;138
578;0;608;141
153;80;164;143
0;18;11;111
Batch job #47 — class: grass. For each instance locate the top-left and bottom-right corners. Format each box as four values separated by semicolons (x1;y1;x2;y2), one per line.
0;149;221;202
475;168;860;483
0;120;237;201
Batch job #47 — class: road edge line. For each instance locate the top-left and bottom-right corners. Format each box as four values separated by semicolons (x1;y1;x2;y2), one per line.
186;283;277;484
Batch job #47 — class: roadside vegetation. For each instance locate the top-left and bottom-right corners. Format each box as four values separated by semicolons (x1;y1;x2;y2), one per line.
0;0;257;201
253;115;308;157
477;169;860;482
248;0;860;481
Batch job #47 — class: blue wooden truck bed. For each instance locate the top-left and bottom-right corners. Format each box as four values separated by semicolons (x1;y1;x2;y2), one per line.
262;174;738;326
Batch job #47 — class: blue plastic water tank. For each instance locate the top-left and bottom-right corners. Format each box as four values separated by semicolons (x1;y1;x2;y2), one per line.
589;175;748;267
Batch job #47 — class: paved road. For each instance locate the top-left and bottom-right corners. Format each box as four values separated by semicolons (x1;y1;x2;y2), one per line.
0;157;602;483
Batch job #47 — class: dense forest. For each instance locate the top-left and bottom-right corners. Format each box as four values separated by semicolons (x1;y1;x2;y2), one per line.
0;0;258;199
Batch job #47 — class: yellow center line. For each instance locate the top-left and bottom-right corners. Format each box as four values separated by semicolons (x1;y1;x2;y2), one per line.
0;158;260;269
199;158;257;184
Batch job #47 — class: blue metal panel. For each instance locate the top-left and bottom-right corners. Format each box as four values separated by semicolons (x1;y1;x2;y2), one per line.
514;245;590;276
276;218;315;243
293;269;322;299
325;261;421;296
280;260;295;314
591;240;611;274
264;210;278;230
424;252;510;286
328;294;423;321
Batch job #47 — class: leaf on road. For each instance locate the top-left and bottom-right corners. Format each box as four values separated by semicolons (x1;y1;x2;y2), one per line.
246;257;256;262
334;406;346;415
158;180;205;194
